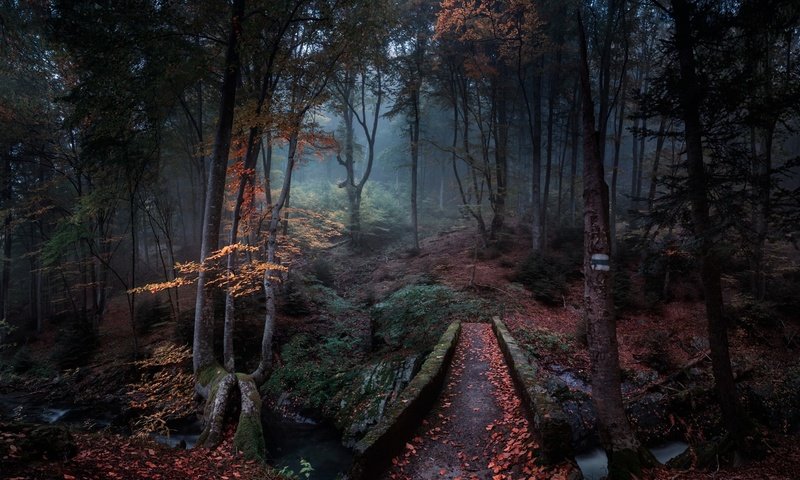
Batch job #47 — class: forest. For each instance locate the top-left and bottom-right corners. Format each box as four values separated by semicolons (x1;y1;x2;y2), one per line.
1;0;799;479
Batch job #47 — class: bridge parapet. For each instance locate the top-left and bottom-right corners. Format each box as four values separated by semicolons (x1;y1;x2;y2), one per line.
491;316;574;465
350;320;462;480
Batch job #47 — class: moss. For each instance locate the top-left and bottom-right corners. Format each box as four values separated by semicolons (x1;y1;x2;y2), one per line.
371;284;483;350
197;362;226;388
351;321;461;479
233;410;267;462
492;317;573;464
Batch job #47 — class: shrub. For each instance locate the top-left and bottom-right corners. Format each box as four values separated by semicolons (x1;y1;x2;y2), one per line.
262;329;362;410
517;328;571;358
281;271;312;317
637;330;673;373
10;346;35;373
514;253;570;305
370;284;484;350
613;269;633;313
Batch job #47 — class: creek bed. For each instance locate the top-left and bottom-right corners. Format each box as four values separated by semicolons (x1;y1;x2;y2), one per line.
575;440;689;480
265;415;353;480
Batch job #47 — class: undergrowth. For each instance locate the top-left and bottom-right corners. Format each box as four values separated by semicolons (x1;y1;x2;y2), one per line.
370;283;485;351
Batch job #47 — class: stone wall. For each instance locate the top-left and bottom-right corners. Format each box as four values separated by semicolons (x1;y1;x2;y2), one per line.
349;321;461;479
491;316;573;464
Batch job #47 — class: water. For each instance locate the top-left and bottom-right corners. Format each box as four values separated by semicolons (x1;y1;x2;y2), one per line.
266;418;353;480
576;441;689;479
650;441;689;464
575;448;608;480
151;431;201;448
42;408;70;423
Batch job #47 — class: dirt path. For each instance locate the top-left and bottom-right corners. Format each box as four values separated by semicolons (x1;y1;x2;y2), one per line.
383;322;548;480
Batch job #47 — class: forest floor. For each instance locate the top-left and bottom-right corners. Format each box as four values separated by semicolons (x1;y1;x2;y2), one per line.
2;429;281;480
383;323;575;480
2;222;800;479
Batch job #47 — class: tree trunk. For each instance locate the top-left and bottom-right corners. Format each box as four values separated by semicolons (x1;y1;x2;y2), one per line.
578;14;650;479
610;73;627;255
532;68;543;250
410;92;420;252
252;132;298;385
672;0;747;446
224;141;260;372
193;0;244;375
647;117;667;212
570;86;580;228
751;126;772;300
542;50;561;248
490;81;508;240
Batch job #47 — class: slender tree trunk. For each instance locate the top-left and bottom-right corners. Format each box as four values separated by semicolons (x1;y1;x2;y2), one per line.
543;51;561;248
0;154;11;334
570;86;580;228
532;68;543;250
262;134;273;207
252;132;298;385
193;0;244;376
610;73;627;255
223;143;260;372
556;103;572;224
672;0;747;446
490;81;508;240
648;117;667;212
578;13;650;479
410;91;420;252
751;126;772;300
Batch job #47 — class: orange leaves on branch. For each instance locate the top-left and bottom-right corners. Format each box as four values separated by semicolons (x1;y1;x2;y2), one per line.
127;277;194;295
436;0;544;77
126;343;194;437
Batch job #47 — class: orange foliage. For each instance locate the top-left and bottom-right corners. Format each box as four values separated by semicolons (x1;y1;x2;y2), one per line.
436;0;543;77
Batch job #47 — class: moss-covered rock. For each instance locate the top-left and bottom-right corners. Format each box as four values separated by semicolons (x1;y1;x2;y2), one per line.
335;354;423;445
350;321;461;480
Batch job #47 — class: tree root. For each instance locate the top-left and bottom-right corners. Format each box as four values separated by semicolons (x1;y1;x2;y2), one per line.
196;372;236;447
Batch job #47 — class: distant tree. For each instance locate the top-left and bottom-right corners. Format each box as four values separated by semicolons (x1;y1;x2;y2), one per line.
331;0;391;249
434;0;542;245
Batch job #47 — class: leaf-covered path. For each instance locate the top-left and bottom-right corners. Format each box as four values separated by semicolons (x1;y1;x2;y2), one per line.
384;322;567;480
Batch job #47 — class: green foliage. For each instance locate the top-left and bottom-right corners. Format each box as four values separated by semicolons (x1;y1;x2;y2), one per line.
291;180;408;247
41;221;86;267
278;458;314;480
50;321;98;370
639;237;696;304
514;253;571;305
281;272;312;316
311;257;336;288
10;346;35;374
370;284;484;350
517;327;571;358
263;327;363;410
281;271;355;317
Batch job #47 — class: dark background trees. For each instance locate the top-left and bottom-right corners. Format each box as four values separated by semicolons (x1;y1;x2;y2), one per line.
1;0;799;475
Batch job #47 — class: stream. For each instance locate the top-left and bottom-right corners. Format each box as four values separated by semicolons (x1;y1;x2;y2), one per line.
4;392;687;480
0;394;353;479
575;441;689;480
